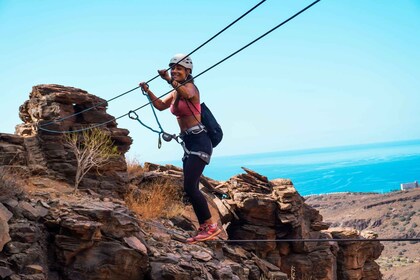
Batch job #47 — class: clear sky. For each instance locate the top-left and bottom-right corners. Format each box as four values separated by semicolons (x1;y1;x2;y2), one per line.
1;0;419;164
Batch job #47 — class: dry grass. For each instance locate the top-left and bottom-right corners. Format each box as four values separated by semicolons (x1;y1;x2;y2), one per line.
125;179;184;220
0;167;24;201
126;157;144;179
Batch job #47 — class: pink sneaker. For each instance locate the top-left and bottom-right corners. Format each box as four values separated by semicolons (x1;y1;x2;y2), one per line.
191;223;221;242
186;225;205;243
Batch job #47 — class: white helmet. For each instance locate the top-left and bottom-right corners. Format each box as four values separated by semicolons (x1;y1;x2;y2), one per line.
169;54;193;73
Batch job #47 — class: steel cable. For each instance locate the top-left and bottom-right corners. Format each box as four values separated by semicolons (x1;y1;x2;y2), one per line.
38;0;321;134
37;0;267;129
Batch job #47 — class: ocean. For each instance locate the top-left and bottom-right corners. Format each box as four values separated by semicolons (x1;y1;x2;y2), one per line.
192;139;420;196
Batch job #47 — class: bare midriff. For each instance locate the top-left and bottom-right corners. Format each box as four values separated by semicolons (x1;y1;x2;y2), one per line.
177;114;202;132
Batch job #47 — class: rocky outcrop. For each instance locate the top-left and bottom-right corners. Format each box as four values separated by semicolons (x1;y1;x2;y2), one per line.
4;84;133;195
223;168;336;279
0;133;27;166
0;187;50;280
0;179;148;280
139;164;384;280
0;163;385;280
328;229;383;280
45;199;149;279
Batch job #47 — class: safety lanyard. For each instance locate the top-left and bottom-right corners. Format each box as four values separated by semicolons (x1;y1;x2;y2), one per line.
128;88;176;148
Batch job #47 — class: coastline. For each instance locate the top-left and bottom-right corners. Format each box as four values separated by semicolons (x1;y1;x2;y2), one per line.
164;139;420;196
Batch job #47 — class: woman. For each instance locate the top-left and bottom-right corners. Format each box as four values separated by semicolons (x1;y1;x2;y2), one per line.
139;54;221;243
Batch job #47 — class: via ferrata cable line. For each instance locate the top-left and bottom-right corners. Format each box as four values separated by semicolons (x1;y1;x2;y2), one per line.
130;0;321;148
88;202;420;244
37;0;267;129
136;0;267;87
38;0;321;135
130;0;322;116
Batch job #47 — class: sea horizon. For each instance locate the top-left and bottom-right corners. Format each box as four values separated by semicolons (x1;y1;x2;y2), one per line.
166;139;420;196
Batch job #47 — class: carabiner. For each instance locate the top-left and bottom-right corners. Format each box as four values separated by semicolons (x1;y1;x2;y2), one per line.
162;132;176;142
128;110;139;120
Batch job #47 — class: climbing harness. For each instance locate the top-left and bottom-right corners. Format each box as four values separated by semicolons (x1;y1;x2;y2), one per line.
129;88;211;163
179;124;211;164
129;104;211;164
180;124;207;137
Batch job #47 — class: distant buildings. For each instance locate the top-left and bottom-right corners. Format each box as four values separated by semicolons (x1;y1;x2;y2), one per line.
400;181;419;190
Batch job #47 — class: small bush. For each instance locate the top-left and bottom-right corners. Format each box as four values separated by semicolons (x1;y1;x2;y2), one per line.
65;128;120;190
125;179;184;220
126;157;144;178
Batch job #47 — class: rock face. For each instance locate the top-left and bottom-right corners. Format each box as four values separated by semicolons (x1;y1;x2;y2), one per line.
328;229;383;280
46;199;149;279
0;164;385;280
0;134;27;166
7;84;132;194
0;177;149;280
224;171;336;279
139;164;384;280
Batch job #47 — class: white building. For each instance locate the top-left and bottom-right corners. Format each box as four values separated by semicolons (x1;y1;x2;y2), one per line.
400;181;419;190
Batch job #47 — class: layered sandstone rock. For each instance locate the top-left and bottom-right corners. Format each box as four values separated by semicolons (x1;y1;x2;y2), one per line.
0;162;384;280
225;168;337;279
0;133;26;166
328;228;384;280
139;164;384;280
11;84;133;194
0;182;149;280
45;199;149;279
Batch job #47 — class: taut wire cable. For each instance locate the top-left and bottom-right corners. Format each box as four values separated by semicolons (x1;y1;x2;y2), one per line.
131;0;322;113
37;0;267;129
88;202;420;244
38;0;322;134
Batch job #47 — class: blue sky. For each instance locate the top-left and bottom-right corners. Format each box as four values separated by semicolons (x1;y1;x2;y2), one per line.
1;0;419;163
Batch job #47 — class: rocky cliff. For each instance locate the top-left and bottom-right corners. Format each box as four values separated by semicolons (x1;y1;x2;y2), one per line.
7;84;132;195
0;85;384;279
306;190;420;280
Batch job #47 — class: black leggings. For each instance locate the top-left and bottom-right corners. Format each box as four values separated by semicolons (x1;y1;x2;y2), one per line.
182;131;213;225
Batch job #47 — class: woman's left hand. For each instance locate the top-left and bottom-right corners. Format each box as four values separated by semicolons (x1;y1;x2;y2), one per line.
158;69;171;82
139;82;149;91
